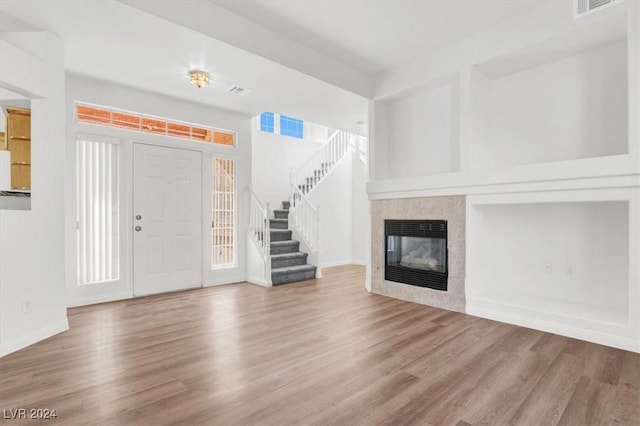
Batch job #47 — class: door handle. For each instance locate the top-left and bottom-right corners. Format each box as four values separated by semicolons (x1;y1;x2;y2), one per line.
135;226;142;232
136;215;142;220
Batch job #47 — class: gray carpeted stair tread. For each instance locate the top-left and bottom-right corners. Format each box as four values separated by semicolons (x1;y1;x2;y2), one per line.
270;240;300;254
269;199;316;285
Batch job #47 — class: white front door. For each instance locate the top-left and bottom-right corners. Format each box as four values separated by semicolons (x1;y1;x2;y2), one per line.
133;143;202;296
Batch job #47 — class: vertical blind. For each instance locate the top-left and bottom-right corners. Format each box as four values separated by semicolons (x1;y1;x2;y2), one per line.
76;138;120;284
212;157;236;268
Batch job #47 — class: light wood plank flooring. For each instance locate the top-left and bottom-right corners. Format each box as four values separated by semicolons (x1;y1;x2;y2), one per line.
1;265;638;425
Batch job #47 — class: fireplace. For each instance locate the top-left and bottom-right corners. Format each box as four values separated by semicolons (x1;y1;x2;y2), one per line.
385;219;448;291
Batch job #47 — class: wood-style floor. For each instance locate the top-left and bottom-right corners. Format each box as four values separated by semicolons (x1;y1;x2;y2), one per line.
1;265;638;425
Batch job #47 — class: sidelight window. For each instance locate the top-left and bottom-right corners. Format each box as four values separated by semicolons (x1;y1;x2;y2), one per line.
76;137;120;284
212;157;236;268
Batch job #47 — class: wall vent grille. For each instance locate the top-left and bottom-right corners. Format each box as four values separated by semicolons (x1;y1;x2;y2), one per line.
575;0;619;18
227;86;251;96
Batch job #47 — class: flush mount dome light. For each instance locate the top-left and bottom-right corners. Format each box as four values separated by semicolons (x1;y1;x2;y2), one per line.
189;70;210;88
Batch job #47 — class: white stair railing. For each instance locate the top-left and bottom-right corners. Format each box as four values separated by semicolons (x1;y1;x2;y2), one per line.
289;185;320;277
248;186;271;285
291;130;352;195
288;129;355;279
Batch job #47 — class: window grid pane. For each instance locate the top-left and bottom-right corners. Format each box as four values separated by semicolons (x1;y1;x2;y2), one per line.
280;115;303;139
260;112;275;133
212;158;236;268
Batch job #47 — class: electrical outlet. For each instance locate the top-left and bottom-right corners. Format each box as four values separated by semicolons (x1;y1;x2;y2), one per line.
22;300;32;314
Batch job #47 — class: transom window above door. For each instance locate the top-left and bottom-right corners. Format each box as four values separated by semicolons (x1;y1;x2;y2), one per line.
76;103;236;147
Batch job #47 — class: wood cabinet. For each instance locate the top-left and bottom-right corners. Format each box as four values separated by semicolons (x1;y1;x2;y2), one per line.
6;108;31;190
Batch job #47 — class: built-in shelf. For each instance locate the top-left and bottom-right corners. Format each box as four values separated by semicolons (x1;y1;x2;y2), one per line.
469;12;628;171
466;198;635;350
374;76;460;180
367;153;637;200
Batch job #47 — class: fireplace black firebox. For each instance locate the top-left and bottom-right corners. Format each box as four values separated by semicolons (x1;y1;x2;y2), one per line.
385;220;448;291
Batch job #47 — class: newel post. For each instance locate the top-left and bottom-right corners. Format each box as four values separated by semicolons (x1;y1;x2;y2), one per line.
265;202;271;253
265;201;272;286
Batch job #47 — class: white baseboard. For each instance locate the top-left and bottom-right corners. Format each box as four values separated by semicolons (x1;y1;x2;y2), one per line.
67;292;132;308
246;278;271;288
0;319;69;358
467;305;640;353
204;279;244;287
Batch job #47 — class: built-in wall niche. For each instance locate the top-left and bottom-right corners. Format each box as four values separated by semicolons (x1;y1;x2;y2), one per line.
470;12;629;171
467;200;630;342
0;90;31;210
376;77;460;179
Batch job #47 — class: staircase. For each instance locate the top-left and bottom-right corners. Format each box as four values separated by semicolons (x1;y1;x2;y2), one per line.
269;200;317;285
247;129;356;287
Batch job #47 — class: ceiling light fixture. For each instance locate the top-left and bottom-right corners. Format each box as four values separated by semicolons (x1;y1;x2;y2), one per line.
189;70;210;88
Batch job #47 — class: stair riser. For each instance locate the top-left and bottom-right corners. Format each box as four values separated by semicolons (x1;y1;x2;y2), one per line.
270;242;299;254
269;220;289;229
282;201;290;209
272;269;316;285
271;256;308;269
270;231;292;242
274;211;289;219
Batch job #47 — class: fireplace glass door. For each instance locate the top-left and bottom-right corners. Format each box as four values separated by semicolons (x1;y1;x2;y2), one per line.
384;219;448;291
387;236;446;273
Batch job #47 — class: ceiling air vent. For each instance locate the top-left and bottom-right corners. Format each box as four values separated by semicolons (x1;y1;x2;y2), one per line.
574;0;621;18
226;86;251;96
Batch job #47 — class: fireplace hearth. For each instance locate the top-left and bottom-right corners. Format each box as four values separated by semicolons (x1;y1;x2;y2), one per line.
385;219;448;291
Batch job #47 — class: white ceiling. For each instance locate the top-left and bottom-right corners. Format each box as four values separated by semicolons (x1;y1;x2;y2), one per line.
214;0;546;76
0;0;548;134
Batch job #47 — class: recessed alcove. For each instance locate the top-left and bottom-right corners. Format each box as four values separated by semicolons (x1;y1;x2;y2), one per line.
467;200;632;342
469;13;628;170
373;77;460;180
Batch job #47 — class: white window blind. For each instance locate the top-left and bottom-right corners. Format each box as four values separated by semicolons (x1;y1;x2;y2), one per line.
76;138;120;284
212;157;236;268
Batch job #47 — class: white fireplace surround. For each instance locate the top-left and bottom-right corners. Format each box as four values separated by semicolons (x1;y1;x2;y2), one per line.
367;3;640;352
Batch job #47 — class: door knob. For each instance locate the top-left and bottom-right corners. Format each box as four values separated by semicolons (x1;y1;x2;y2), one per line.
135;215;142;220
135;226;142;232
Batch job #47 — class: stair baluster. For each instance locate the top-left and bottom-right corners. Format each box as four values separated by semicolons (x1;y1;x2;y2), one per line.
248;186;271;285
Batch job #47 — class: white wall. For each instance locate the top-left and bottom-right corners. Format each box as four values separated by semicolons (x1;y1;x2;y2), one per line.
307;152;353;266
251;123;319;209
475;40;627;170
0;31;67;357
386;81;459;178
371;101;390;180
65;74;252;307
350;151;369;265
